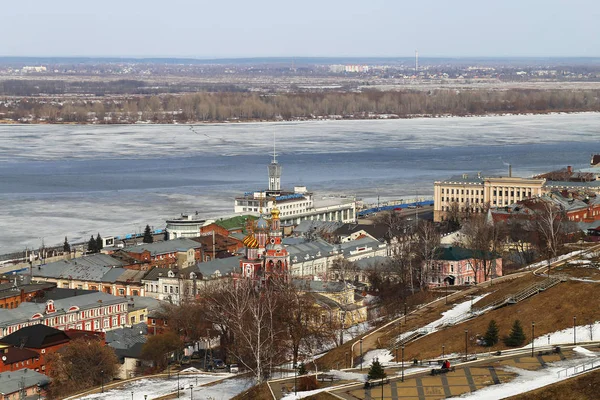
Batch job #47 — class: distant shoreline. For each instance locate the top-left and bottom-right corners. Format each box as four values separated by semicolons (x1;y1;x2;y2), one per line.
1;109;598;126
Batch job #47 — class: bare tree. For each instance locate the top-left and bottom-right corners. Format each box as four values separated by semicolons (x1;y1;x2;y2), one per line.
202;280;288;383
534;200;567;276
461;214;504;283
415;220;441;286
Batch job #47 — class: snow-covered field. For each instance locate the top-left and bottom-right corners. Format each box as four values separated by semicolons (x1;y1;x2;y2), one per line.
77;373;233;400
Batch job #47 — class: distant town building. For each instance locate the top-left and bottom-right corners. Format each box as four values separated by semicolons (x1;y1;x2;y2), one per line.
0;368;49;400
430;246;503;286
434;165;600;222
234;153;356;225
0;292;128;338
165;214;212;240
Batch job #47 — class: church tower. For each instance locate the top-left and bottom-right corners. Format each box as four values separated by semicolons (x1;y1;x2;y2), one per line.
263;203;290;282
267;134;281;193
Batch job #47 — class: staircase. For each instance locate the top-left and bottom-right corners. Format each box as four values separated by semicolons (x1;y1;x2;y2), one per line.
473;276;563;312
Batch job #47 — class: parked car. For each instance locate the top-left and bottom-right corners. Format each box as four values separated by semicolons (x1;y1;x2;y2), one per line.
229;363;239;373
213;359;226;369
191;351;201;360
181;356;191;365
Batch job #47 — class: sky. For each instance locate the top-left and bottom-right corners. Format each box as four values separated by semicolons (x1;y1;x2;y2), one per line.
2;0;599;58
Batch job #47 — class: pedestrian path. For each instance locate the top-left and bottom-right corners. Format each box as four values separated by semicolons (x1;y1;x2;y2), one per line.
330;349;568;400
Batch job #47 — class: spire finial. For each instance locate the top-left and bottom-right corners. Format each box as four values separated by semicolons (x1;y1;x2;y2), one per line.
272;132;277;164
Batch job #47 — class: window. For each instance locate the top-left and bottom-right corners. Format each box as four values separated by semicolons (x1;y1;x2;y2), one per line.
131;316;136;324
118;289;125;296
151;319;156;325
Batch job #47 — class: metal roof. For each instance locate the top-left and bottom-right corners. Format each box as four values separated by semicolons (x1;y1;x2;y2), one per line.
0;368;50;395
122;238;201;256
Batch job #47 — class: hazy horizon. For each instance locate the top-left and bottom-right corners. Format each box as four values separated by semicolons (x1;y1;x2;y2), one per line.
2;0;599;58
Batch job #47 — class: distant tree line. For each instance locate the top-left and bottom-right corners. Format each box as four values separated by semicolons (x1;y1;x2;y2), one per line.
1;88;600;123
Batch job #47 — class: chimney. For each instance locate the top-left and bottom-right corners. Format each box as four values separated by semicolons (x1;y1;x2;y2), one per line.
509;164;512;177
567;166;573;174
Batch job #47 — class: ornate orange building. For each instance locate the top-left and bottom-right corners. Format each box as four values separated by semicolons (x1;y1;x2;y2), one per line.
239;204;290;285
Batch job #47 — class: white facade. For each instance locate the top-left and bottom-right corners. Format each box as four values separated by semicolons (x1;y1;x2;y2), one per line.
166;215;212;240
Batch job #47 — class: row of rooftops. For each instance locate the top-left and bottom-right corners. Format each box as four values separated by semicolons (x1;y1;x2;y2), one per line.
0;291;127;327
440;162;600;186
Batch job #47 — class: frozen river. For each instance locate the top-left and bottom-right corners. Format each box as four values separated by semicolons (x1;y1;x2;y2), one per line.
0;113;598;253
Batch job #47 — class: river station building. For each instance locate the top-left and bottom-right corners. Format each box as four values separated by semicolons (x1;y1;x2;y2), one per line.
234;152;356;225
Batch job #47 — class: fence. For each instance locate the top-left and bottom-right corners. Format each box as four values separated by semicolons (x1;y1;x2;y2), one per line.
556;359;600;379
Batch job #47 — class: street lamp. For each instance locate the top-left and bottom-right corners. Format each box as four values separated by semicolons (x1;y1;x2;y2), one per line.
294;363;298;395
131;391;134;400
464;330;468;362
395;346;398;364
531;322;535;357
360;338;364;371
345;351;348;369
101;369;104;393
177;372;180;398
144;395;147;400
574;316;577;345
445;281;448;304
442;345;445;359
189;385;193;400
401;345;405;382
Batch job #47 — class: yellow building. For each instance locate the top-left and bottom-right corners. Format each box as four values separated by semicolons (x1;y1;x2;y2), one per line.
433;173;546;222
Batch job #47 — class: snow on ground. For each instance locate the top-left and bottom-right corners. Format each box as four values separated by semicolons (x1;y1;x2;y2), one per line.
573;346;597;357
571;277;599;282
187;377;254;400
78;374;231;400
281;387;330;399
452;355;600;399
395;295;487;345
362;349;394;367
343;320;373;343
328;369;367;382
567;259;592;265
532;321;600;346
525;250;586;270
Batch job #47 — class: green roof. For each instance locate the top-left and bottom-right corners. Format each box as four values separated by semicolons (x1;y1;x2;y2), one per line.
434;246;500;261
216;215;258;233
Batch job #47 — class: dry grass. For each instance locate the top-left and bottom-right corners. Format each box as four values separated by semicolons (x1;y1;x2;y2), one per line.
401;280;600;361
231;382;272;400
304;392;340;400
507;368;600;400
555;265;600;279
473;274;546;310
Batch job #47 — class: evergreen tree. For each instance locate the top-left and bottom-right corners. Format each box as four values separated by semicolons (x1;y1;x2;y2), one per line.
143;225;154;243
87;235;96;254
297;362;306;376
63;237;71;253
504;320;526;347
484;319;499;347
95;233;103;252
367;359;387;380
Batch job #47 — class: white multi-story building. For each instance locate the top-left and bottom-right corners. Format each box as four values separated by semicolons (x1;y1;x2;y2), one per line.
234;155;356;224
166;214;213;240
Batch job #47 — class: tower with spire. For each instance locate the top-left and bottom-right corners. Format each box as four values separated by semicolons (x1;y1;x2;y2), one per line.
267;133;281;193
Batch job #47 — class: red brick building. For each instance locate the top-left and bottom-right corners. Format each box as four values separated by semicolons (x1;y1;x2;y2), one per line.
0;282;56;310
0;343;42;373
119;238;203;269
191;233;244;261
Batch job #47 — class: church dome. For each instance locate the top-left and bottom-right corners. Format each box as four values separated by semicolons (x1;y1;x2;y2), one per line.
256;216;268;230
271;206;280;219
243;234;259;249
